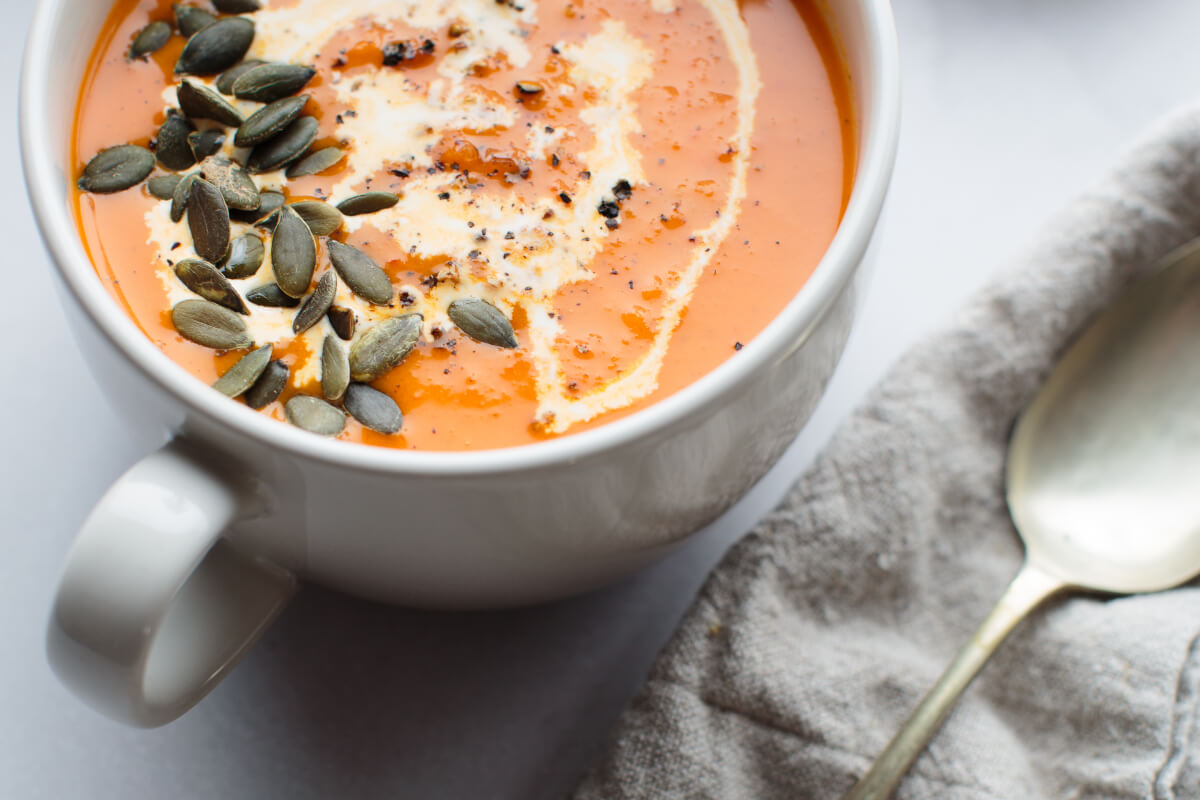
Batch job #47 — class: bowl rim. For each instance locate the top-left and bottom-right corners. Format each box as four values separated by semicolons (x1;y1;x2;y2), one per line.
20;0;900;478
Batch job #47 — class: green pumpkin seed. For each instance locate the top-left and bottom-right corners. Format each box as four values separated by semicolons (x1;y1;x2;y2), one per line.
213;344;272;397
146;173;182;199
246;115;318;173
232;189;282;223
232;63;316;102
270;205;316;297
156;112;196;171
198;156;259;211
286;146;344;178
222;233;265;279
187;178;231;264
292;270;337;334
175;257;246;313
213;0;262;12
173;4;216;37
328;240;392;304
129;21;171;60
78;145;155;193
188;130;226;161
284;395;345;436
234;94;308;148
79;145;157;194
244;359;288;408
344;383;403;434
246;283;300;307
176;16;255;75
178;79;244;126
320;335;349;402
216;59;264;94
448;297;518;348
348;314;422;382
336;191;400;216
171;298;252;349
170;172;198;221
327;305;355;340
260;200;343;236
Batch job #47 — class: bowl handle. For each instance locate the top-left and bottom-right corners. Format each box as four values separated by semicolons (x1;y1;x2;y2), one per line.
46;440;296;727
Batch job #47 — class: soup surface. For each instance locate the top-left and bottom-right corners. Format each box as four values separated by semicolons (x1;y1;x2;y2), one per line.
73;0;854;450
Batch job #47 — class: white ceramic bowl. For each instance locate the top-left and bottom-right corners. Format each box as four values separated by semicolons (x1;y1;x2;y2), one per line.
22;0;899;726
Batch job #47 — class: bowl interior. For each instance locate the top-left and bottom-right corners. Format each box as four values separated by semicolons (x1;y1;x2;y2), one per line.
21;0;899;476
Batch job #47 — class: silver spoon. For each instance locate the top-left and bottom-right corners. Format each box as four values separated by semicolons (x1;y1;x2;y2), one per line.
845;238;1200;800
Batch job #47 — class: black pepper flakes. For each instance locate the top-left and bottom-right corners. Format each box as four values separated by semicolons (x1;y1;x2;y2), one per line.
733;342;743;351
438;191;450;200
559;192;572;205
597;199;619;219
613;179;633;200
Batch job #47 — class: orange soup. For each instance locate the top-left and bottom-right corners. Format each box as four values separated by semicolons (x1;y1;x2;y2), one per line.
73;0;854;450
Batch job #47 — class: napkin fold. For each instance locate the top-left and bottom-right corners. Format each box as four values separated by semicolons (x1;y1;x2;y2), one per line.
573;108;1200;799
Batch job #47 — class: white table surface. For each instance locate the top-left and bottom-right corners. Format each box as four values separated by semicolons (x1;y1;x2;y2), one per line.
5;1;1200;797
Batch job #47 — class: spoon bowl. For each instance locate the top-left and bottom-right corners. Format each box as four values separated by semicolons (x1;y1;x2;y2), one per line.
846;238;1200;799
1009;237;1200;594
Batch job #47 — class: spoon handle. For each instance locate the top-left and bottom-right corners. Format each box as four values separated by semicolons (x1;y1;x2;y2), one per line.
844;561;1066;800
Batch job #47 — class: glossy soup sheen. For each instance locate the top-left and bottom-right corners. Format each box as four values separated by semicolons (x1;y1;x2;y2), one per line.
73;0;855;451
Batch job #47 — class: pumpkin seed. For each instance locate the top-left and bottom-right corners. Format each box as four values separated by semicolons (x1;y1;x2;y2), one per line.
176;16;255;75
173;4;216;37
232;63;316;102
270;205;316;297
231;188;282;223
222;233;264;279
171;298;252;349
336;191;400;216
198;156;259;211
244;359;288;408
286;146;344;178
178;79;244;126
213;0;261;12
170;172;198;221
292;270;337;334
213;344;272;397
146;173;182;199
327;305;355;340
348;314;422;382
188;129;226;161
343;383;403;434
447;297;518;348
129;21;171;60
265;200;343;236
78;145;155;193
284;395;345;436
187;178;231;264
246;282;300;307
156;112;196;171
328;240;392;304
234;94;308;148
320;335;349;402
216;59;264;94
246;115;318;173
175;257;246;313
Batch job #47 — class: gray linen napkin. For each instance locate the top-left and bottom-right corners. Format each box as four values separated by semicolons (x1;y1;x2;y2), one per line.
573;108;1200;799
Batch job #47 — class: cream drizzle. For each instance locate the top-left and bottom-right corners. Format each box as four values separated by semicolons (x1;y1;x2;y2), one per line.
144;0;760;432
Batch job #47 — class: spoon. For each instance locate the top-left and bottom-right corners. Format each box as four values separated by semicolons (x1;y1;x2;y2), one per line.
845;237;1200;800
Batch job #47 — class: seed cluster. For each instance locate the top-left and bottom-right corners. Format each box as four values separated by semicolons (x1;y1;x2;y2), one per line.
78;2;524;439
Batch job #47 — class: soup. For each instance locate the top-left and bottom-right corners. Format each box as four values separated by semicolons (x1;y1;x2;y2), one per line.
73;0;854;450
